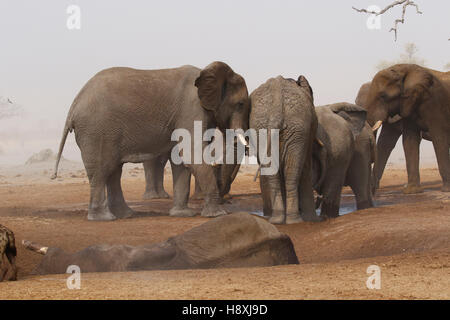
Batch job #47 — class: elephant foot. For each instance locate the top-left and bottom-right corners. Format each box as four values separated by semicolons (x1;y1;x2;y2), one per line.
143;191;170;200
201;205;227;218
302;213;325;222
285;214;304;225
442;183;450;192
402;184;423;194
87;208;117;221
190;192;204;200
223;193;233;200
356;200;373;210
111;206;136;219
320;203;339;219
169;206;197;217
268;211;285;225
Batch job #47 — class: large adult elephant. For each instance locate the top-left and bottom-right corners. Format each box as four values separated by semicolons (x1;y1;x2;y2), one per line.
312;103;373;218
356;81;432;192
53;62;250;221
364;64;450;193
250;75;321;224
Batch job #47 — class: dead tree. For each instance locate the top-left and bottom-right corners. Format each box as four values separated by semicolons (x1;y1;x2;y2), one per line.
353;0;423;41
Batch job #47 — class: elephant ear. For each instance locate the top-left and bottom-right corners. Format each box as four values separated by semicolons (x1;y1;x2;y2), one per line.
195;62;235;111
400;66;434;118
297;75;314;104
330;103;367;139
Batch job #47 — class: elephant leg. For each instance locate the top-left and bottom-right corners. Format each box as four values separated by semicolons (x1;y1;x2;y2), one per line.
190;164;227;218
86;170;116;221
430;131;450;192
283;149;302;225
299;138;323;222
260;174;273;217
347;155;373;210
107;165;135;219
80;141;117;221
402;121;423;194
190;176;204;200
374;124;401;190
349;166;373;210
265;172;285;225
169;162;196;217
143;156;170;200
319;174;344;218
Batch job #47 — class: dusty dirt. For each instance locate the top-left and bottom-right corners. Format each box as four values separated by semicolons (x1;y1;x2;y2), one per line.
0;164;449;300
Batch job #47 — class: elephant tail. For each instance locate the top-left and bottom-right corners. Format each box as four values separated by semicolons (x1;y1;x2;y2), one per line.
51;115;74;180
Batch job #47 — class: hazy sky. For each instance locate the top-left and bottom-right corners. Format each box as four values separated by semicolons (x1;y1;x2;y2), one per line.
0;0;449;164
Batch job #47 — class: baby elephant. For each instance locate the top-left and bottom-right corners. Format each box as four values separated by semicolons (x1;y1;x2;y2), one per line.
313;103;376;218
0;224;18;281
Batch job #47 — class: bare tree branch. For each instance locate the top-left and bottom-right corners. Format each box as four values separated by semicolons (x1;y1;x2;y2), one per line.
353;0;422;41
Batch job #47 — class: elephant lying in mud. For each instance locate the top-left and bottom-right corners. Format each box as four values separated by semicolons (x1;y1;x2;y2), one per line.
25;213;298;275
53;62;250;221
250;75;321;224
313;103;375;218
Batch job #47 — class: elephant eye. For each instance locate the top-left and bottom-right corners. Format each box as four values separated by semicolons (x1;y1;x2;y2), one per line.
379;92;388;100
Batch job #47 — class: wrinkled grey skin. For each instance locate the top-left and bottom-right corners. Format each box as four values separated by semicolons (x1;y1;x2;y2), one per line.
312;103;370;218
32;213;299;275
53;62;250;221
356;82;431;192
250;76;321;224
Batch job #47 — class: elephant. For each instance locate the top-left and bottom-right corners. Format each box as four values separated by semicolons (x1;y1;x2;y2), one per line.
250;75;321;224
142;138;242;202
26;213;299;275
364;64;450;193
356;81;432;192
52;62;250;221
312;103;372;218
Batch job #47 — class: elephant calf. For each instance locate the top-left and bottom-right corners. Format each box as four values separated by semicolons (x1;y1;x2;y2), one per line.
313;103;375;218
250;75;321;224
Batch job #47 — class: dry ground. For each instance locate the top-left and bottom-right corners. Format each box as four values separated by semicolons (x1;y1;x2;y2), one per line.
0;164;449;299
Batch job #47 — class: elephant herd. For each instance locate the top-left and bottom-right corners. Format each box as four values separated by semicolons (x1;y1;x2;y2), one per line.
53;62;450;224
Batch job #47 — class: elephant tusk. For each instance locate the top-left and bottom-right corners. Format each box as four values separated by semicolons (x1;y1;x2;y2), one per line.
22;240;48;255
387;115;402;124
372;120;383;132
316;137;324;147
253;165;261;182
236;133;248;146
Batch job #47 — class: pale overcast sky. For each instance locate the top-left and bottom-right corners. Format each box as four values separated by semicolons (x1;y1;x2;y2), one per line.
0;0;449;163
